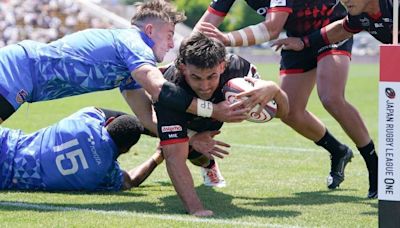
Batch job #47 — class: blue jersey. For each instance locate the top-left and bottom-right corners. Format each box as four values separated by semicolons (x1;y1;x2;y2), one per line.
0;107;124;191
0;28;153;110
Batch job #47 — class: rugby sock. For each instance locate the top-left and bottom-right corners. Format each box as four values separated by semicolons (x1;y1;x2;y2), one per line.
205;159;216;169
358;140;378;191
315;129;347;158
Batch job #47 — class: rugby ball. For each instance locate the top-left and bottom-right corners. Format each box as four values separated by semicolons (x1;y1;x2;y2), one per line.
222;78;277;123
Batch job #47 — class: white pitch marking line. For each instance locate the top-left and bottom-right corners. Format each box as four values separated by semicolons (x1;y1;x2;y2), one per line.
230;144;322;153
0;201;303;228
139;137;322;153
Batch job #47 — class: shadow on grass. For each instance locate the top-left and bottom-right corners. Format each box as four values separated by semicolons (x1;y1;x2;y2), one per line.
237;189;378;216
0;184;300;219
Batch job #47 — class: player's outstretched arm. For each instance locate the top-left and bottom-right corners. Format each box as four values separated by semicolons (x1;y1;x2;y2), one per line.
163;142;213;217
122;88;158;135
196;11;288;47
189;130;230;160
122;149;164;189
272;19;353;51
131;64;249;122
236;77;289;118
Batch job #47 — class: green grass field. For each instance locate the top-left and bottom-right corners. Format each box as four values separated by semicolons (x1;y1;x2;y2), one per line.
1;63;379;227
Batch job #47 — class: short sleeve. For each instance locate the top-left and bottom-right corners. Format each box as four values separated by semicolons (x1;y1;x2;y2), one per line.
119;76;143;92
96;161;124;191
154;103;189;146
208;0;236;17
268;0;293;14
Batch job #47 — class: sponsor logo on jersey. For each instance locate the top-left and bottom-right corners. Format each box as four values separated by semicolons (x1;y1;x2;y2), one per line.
15;89;28;104
270;0;286;7
374;23;384;28
168;133;178;138
383;17;391;23
88;136;102;165
161;125;182;133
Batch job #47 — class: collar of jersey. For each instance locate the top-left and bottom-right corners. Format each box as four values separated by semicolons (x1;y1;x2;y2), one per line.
132;26;155;48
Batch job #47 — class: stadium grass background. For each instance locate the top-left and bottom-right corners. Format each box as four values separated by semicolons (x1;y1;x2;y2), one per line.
1;63;378;227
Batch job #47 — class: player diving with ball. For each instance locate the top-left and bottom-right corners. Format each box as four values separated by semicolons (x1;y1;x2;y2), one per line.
152;32;288;217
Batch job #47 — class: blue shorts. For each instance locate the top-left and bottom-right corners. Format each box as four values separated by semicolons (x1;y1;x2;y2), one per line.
279;38;353;75
0;44;33;110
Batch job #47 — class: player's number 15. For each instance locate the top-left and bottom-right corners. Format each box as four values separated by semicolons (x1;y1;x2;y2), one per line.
53;139;89;176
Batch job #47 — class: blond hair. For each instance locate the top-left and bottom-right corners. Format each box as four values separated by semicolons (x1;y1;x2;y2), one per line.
131;0;186;27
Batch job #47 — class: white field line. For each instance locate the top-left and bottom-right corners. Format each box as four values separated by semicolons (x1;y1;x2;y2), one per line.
0;201;303;228
222;117;336;129
230;143;322;153
139;137;323;153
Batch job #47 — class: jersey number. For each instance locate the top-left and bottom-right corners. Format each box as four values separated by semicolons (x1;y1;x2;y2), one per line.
53;139;89;176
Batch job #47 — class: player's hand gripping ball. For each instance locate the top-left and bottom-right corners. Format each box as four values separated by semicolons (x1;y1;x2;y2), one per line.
222;78;277;123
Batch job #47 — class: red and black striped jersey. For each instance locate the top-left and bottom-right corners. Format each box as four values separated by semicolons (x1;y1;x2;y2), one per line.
344;0;398;44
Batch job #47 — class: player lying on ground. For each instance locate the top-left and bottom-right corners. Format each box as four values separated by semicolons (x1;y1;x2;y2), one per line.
153;32;289;217
0;105;229;191
0;0;248;127
0;106;163;191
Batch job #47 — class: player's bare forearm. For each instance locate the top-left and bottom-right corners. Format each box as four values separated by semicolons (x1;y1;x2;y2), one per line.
122;150;163;189
132;65;164;102
194;10;225;31
236;78;280;110
186;99;248;123
326;19;354;44
122;89;158;135
163;143;213;216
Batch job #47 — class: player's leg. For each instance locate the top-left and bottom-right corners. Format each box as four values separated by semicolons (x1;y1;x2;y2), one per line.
317;54;370;147
188;148;225;188
98;108;128;119
0;94;16;124
279;49;353;189
317;53;377;198
279;70;327;140
99;107;156;137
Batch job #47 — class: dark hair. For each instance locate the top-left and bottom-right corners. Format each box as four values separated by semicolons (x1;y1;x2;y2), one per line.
175;32;226;69
131;0;186;27
106;115;144;154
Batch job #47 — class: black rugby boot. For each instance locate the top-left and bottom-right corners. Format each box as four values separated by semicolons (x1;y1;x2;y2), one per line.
327;147;354;189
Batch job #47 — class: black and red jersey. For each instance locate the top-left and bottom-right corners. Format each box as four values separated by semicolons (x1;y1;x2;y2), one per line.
155;54;259;146
344;0;398;44
208;0;347;37
209;0;269;17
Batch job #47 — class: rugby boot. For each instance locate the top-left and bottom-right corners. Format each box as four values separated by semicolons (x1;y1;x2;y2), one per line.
201;162;226;188
367;166;378;199
327;147;354;189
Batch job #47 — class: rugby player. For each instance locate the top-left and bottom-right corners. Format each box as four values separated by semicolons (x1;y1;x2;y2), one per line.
273;0;398;49
0;0;248;129
154;32;289;217
195;0;377;199
0;106;161;191
272;0;387;199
